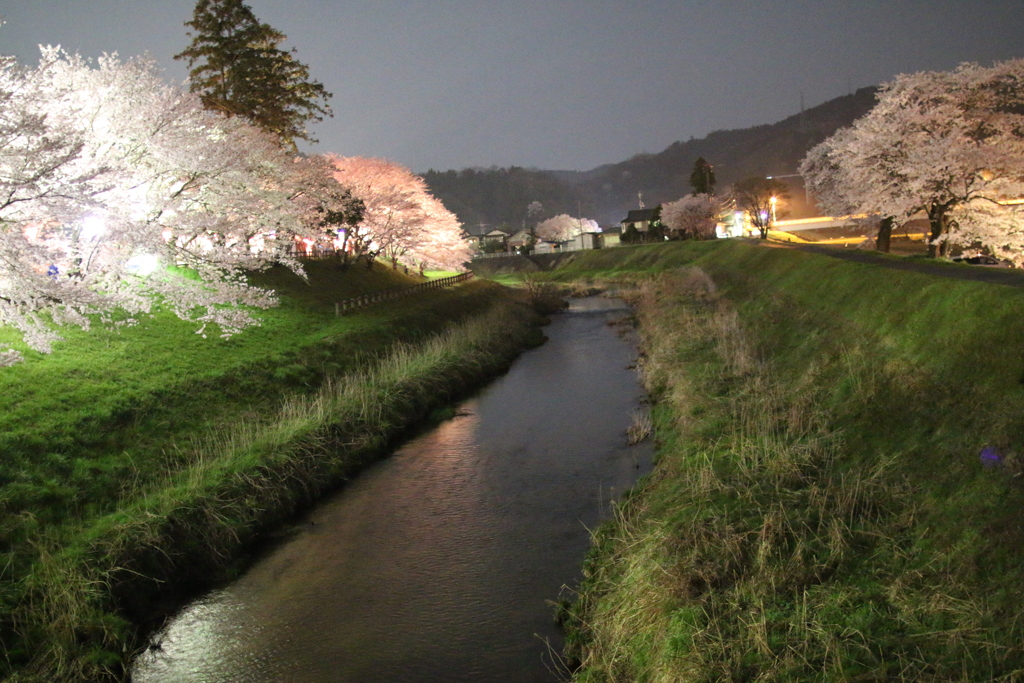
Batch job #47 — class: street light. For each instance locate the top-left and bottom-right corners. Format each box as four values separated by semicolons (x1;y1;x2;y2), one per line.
769;196;778;223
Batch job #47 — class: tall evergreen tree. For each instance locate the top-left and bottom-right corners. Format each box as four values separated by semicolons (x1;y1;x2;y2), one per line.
689;157;716;195
175;0;332;148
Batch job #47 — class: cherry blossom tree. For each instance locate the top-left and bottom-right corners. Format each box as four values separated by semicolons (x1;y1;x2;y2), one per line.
326;156;426;267
801;59;1024;259
0;48;319;365
535;214;598;243
800;127;898;251
326;156;470;271
661;194;721;240
287;154;364;262
408;196;474;272
948;199;1024;266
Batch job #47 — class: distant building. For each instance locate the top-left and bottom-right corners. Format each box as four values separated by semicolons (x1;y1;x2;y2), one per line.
462;224;490;251
482;229;510;248
621;208;658;233
601;226;622;247
506;229;532;252
564;232;605;251
462;226;512;252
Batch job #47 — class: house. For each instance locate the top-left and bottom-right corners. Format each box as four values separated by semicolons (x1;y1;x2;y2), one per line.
533;240;560;254
481;229;510;250
462;225;512;252
462;224;490;251
601;225;622;247
506;229;532;253
621;208;659;234
564;231;605;251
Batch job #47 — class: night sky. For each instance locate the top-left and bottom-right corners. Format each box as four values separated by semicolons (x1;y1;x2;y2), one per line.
3;1;1024;173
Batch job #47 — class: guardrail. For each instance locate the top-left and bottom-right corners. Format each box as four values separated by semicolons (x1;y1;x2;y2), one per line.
472;252;524;259
334;272;474;316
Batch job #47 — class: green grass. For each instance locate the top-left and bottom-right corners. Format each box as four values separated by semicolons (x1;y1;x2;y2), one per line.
557;240;1024;681
422;269;462;279
0;261;493;525
0;260;541;682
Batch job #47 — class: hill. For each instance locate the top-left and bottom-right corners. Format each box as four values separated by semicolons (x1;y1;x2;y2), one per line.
419;166;581;234
424;87;878;227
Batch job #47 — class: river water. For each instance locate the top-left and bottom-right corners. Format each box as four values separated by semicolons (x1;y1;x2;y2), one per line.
133;296;652;683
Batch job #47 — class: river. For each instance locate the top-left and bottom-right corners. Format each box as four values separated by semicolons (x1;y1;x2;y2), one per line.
133;296;652;683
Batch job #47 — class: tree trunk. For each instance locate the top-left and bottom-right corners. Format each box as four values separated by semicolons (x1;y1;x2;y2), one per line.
926;205;950;258
876;216;893;253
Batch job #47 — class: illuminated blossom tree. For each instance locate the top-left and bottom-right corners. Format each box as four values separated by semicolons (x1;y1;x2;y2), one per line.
287;154;364;262
326;156;470;271
661;194;721;240
408;196;474;272
535;214;598;243
326;156;424;267
0;48;319;365
801;59;1024;259
800;126;899;252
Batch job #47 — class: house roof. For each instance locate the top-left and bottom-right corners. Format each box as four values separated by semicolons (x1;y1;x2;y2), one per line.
623;208;658;223
484;229;510;237
462;224;492;237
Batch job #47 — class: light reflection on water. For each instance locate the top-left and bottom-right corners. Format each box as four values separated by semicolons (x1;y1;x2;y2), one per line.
134;297;652;683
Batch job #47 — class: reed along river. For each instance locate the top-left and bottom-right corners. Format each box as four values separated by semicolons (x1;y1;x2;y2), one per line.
134;296;652;683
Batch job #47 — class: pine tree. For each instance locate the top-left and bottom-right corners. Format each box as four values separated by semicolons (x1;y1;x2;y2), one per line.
175;0;332;148
689;157;716;195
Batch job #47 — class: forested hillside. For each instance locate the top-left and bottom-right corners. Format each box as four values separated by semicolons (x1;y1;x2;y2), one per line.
424;87;878;227
420;166;581;233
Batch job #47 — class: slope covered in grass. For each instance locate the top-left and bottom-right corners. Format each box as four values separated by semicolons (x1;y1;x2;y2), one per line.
555;241;1024;681
0;262;490;528
1;261;541;681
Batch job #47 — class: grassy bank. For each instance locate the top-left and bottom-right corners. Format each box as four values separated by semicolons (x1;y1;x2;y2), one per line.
558;241;1024;681
1;262;542;682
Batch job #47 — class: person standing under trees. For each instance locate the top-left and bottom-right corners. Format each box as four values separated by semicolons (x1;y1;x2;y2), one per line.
175;0;332;149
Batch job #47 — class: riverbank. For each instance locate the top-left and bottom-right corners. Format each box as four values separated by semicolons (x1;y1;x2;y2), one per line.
554;241;1024;680
132;294;651;683
2;262;544;682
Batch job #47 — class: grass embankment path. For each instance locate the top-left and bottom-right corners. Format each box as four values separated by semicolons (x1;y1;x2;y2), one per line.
542;240;1024;681
790;241;1024;288
0;261;542;682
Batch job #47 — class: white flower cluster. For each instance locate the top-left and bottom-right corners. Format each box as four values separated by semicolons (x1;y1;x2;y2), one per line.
801;59;1024;263
0;48;392;363
327;156;473;271
535;214;599;243
661;194;721;240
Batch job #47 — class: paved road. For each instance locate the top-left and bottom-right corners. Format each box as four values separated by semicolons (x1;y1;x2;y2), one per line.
766;241;1024;289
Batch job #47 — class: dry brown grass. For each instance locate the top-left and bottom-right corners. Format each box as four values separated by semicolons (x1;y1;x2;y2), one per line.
566;266;1023;682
